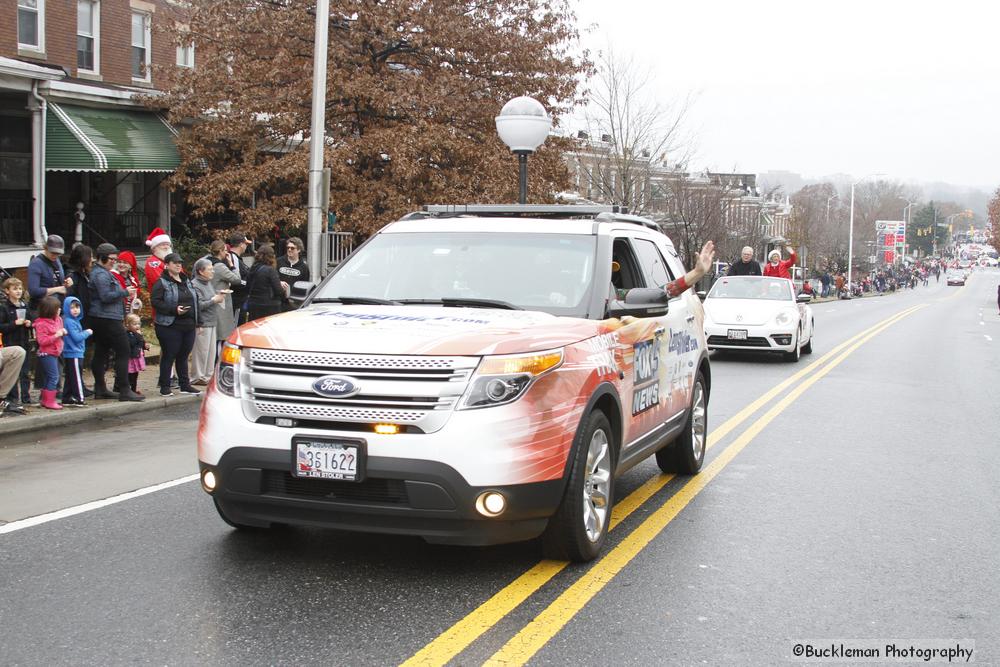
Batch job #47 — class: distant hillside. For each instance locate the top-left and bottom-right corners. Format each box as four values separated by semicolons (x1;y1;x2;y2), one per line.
758;171;990;220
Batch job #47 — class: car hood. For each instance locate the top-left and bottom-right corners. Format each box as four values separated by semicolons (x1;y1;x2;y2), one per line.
229;304;615;356
704;298;790;325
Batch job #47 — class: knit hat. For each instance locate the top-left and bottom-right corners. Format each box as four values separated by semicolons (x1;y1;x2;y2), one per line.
96;242;119;257
118;250;140;276
145;227;171;249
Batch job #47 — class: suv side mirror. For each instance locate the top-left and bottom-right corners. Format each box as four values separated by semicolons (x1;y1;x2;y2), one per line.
291;281;317;302
795;293;812;303
607;288;669;318
696;290;707;301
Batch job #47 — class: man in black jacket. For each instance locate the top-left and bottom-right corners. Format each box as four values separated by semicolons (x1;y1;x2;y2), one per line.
225;232;251;316
727;246;762;276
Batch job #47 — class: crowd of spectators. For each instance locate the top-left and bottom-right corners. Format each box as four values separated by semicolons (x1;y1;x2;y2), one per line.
0;228;310;418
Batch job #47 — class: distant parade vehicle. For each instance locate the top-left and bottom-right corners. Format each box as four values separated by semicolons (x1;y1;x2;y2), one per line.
946;271;967;286
196;204;711;561
701;276;814;362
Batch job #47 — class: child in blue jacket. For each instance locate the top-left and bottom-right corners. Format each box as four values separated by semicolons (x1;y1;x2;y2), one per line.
62;296;92;406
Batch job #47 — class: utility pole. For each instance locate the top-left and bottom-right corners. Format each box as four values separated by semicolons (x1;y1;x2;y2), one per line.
306;0;330;278
932;206;937;257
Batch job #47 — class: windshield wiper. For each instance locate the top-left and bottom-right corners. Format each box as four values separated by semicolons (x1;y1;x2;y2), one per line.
403;297;522;310
441;297;520;310
312;296;401;305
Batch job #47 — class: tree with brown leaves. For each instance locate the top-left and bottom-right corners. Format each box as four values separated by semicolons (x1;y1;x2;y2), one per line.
159;0;588;237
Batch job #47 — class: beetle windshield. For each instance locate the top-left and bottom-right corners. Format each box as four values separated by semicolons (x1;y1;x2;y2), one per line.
707;276;794;301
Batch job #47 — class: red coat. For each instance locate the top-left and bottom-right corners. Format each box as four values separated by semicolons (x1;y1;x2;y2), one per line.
762;251;797;279
144;256;164;292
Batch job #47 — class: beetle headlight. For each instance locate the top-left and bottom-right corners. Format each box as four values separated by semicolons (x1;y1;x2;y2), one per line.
774;310;794;326
459;350;563;410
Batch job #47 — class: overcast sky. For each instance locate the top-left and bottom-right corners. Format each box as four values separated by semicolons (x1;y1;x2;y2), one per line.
573;0;999;190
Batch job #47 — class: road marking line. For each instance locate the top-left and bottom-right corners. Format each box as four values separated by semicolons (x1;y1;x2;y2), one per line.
0;474;199;535
400;305;922;667
483;304;927;667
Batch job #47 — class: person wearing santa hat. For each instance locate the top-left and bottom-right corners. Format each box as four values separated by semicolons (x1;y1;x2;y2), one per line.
112;250;142;314
144;227;172;295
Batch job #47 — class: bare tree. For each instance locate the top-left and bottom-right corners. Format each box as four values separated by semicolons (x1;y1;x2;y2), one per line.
581;45;693;216
790;182;839;272
661;175;735;271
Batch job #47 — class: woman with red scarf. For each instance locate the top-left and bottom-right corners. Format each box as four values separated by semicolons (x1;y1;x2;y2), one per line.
112;251;142;314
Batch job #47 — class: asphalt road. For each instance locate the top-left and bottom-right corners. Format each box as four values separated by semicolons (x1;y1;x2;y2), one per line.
1;269;997;666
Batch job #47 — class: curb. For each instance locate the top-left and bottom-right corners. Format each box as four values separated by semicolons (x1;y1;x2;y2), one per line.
1;393;202;438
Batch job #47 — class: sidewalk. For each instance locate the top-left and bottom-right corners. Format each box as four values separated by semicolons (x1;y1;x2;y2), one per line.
1;356;203;437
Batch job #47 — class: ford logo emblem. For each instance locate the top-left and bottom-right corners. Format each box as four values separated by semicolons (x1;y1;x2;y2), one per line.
312;375;361;398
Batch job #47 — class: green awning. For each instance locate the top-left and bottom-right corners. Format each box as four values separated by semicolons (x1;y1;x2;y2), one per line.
46;103;180;172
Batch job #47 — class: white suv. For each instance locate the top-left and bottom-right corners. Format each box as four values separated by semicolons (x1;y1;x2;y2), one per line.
197;205;711;561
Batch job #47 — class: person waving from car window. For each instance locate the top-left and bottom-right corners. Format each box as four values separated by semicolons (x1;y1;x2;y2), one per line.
663;241;716;297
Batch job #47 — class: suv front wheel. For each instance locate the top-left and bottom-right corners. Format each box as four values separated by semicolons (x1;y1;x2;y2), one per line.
656;371;707;474
542;411;615;562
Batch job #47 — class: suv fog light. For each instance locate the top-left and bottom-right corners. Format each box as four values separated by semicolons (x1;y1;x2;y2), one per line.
476;491;507;517
201;470;217;493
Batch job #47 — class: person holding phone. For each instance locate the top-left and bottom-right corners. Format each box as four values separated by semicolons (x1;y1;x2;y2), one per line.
150;253;202;397
89;243;144;402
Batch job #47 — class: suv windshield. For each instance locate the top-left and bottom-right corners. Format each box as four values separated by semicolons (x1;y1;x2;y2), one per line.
313;232;597;316
708;276;793;301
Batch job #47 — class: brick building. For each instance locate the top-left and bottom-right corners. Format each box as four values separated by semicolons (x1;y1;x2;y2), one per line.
1;0;187;269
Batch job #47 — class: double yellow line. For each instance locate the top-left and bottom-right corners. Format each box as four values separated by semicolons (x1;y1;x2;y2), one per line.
402;304;925;667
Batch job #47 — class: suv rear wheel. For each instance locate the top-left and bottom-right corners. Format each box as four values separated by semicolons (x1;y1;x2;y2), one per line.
542;411;614;562
656;371;707;474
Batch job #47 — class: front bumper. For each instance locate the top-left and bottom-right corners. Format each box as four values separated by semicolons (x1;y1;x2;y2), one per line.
201;447;563;545
704;322;796;352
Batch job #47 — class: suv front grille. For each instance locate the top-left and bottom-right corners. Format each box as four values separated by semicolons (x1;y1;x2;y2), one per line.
242;350;479;432
261;470;410;505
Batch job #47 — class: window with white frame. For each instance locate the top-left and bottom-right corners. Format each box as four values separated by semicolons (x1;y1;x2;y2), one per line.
176;41;194;68
18;0;44;51
131;11;151;80
77;0;99;72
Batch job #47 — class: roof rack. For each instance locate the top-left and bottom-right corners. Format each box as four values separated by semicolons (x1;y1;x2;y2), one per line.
422;204;626;217
407;204;660;231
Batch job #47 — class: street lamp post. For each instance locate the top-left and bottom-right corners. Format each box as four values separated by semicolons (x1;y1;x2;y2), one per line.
495;97;552;204
305;0;330;277
847;173;884;295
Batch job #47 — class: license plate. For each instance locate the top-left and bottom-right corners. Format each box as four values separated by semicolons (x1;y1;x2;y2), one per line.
294;439;362;481
727;329;748;340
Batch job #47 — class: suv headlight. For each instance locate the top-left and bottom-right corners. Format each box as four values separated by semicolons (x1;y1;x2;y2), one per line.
217;343;243;398
459;350;563;410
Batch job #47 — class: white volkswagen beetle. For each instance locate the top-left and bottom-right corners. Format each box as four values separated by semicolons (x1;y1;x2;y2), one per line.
701;276;814;362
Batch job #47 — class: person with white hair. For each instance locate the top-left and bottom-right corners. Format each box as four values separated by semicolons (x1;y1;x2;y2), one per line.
726;246;762;276
763;245;797;279
189;257;226;385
